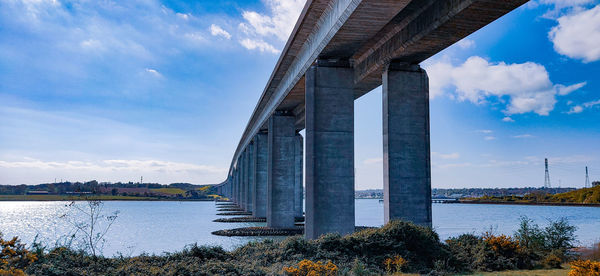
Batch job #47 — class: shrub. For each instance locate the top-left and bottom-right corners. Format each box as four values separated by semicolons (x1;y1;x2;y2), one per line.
569;259;600;276
0;233;37;275
283;259;337;276
383;255;407;274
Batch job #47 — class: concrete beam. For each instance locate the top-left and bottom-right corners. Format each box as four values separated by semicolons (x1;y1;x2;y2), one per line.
294;133;304;218
353;0;528;90
253;133;268;217
382;63;431;226
267;114;296;228
305;64;355;239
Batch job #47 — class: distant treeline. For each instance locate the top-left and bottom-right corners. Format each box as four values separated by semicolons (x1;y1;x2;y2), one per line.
465;185;600;205
0;181;218;199
355;187;576;199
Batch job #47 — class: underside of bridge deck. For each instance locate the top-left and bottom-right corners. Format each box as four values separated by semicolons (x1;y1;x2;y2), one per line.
218;0;528;238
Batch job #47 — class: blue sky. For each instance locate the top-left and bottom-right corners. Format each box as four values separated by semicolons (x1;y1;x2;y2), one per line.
0;0;598;188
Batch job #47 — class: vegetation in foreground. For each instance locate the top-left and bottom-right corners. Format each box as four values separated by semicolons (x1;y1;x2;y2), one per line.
2;217;599;275
463;185;600;205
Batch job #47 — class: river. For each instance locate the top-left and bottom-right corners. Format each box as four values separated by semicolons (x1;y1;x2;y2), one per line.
0;199;598;256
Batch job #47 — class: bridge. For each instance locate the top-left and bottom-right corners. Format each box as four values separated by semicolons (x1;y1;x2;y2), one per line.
214;0;528;239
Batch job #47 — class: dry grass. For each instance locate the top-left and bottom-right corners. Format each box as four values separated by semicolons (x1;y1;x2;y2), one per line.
468;265;570;276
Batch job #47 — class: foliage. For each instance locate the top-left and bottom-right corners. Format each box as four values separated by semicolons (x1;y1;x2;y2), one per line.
383;255;407;274
568;260;600;276
0;218;581;275
150;188;186;195
0;233;37;276
283;259;337;276
61;200;119;257
467;186;600;204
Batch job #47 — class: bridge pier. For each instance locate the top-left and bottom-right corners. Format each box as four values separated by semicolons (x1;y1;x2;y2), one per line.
382;63;432;227
246;142;254;212
294;133;304;218
242;149;248;210
253;133;268;217
305;63;355;239
267;113;296;228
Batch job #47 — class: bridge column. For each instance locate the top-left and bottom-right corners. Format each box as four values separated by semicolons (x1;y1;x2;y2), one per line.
232;168;237;203
294;133;303;218
246;142;254;212
382;63;432;226
305;63;355;239
236;161;242;205
267;113;296;228
253;132;268;217
241;149;248;210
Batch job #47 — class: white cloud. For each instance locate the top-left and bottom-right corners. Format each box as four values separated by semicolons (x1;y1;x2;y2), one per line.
484;136;496;141
568;105;584;114
238;0;305;41
432;152;460;159
145;68;162;78
176;13;190;20
425;56;586;115
502;117;515;122
549;5;600;63
556;82;587;95
363;157;383;165
476;130;493;134
567;99;600;114
512;134;534;138
239;38;280;54
209;24;231;39
456;39;475;49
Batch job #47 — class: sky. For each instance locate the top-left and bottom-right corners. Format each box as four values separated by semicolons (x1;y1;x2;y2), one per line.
0;0;599;189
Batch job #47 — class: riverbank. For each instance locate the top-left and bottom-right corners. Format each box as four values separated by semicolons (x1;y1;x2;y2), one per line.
458;200;600;207
0;194;219;201
3;220;597;275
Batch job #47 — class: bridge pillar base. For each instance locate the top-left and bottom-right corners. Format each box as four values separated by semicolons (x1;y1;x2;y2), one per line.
252;133;268;217
382;63;432;227
305;64;355;239
267;114;296;228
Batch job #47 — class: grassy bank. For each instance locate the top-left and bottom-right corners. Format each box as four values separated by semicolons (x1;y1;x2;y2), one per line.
463;186;600;206
2;218;598;275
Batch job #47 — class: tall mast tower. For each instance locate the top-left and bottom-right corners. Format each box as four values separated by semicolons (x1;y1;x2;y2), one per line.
544;158;551;188
585;166;590;188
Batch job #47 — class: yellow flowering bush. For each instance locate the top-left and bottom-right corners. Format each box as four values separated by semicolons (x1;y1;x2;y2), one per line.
0;234;37;276
569;260;600;276
384;255;408;273
283;259;338;276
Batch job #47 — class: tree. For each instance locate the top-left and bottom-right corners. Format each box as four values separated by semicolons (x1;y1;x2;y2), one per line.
62;199;119;258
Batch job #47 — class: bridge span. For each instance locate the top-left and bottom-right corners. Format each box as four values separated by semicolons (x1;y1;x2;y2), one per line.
215;0;528;239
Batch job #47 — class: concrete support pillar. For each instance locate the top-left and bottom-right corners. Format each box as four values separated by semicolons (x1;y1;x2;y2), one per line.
246;142;254;212
294;133;304;218
236;162;242;205
267;113;296;228
382;63;431;227
305;63;355;239
241;149;248;210
253;133;268;217
233;169;238;203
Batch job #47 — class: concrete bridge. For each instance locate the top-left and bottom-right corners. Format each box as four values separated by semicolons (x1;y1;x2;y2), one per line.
214;0;528;239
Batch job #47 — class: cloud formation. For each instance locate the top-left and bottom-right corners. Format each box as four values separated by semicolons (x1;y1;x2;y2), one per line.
239;38;280;54
426;56;586;115
549;5;600;63
210;24;231;39
237;0;305;54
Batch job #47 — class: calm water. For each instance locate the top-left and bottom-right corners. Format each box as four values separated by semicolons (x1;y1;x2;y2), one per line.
0;199;598;256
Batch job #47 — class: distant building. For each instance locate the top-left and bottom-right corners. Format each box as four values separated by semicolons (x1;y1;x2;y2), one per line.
593;181;600;187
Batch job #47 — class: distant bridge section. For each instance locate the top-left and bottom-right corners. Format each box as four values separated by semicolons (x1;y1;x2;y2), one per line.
215;0;528;239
